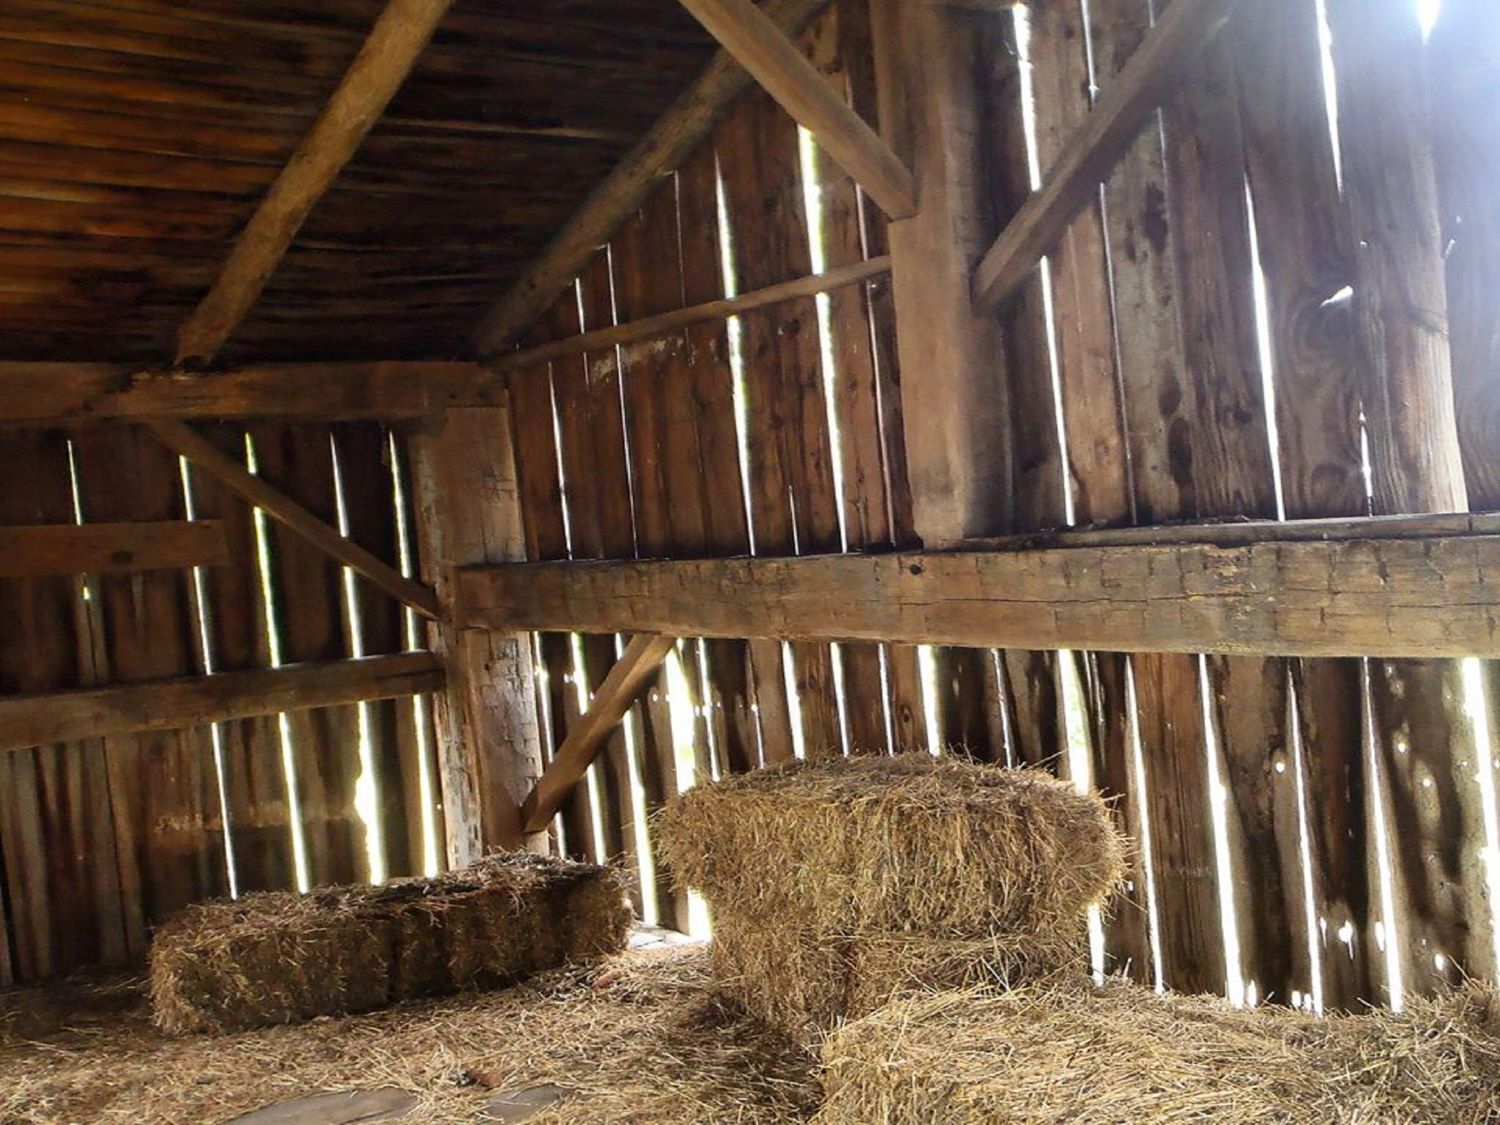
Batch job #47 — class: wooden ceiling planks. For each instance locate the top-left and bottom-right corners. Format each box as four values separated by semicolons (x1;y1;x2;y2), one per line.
0;0;718;365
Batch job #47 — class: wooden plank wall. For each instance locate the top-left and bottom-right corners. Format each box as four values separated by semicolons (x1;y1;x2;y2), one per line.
0;421;443;982
499;0;1500;1009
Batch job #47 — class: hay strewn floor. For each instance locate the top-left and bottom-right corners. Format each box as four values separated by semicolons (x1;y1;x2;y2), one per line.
0;945;818;1124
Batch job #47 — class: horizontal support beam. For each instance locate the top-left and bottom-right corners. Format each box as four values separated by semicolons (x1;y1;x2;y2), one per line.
148;419;442;621
458;520;1500;659
0;521;228;577
971;0;1241;312
0;361;497;427
519;634;677;834
678;0;916;218
491;257;891;375
0;652;443;753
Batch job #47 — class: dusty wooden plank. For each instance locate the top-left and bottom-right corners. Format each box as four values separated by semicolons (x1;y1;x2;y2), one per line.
147;419;440;620
0;521;226;578
0;362;499;428
0;654;442;754
520;635;676;834
971;0;1242;312
677;0;914;218
175;0;454;363
458;531;1500;659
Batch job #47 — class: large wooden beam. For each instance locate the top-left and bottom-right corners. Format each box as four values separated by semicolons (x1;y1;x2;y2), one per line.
676;0;915;218
469;0;831;357
146;419;442;621
491;257;891;376
458;524;1500;659
0;521;227;578
971;0;1241;312
0;653;442;754
519;635;677;835
175;0;453;364
0;361;497;428
408;405;546;862
870;0;1014;545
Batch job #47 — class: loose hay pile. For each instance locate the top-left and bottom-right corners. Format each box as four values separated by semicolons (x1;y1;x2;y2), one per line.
656;754;1127;1037
150;852;631;1035
0;946;818;1124
816;978;1500;1124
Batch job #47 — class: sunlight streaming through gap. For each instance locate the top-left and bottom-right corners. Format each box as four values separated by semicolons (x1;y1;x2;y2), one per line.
244;433;311;893
330;434;387;886
178;454;240;899
1014;3;1077;526
1058;654;1106;980
1244;178;1288;521
1125;660;1167;991
533;634;568;857
664;645;713;937
1459;658;1500;978
386;432;441;876
615;633;658;923
783;643;809;761
714;155;759;556
1198;656;1248;1007
1286;675;1327;1014
1362;661;1406;1011
1313;0;1345;192
918;646;943;754
569;634;609;865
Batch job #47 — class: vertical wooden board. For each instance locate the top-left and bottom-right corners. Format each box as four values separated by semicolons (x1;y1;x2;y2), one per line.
803;1;897;754
678;144;761;777
936;649;998;762
71;425;226;929
1430;0;1500;511
1155;16;1289;1003
0;429;128;980
247;423;364;888
885;644;927;755
715;87;844;758
1083;652;1152;982
331;421;413;879
1431;0;1500;999
509;301;599;866
182;423;295;896
1001;651;1062;773
1231;0;1372;1008
1327;0;1489;995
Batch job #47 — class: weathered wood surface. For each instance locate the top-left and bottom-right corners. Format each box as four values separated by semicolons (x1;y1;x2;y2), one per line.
0;654;442;754
519;635;676;834
0;362;498;427
408;406;544;862
677;0;915;218
0;522;227;578
148;419;440;620
459;533;1500;659
972;0;1241;312
469;0;829;356
489;258;890;376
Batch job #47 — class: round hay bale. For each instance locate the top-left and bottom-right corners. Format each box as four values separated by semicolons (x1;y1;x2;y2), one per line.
816;980;1500;1124
656;755;1127;939
710;912;1087;1040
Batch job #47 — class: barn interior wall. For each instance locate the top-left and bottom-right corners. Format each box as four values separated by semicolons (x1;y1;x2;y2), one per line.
498;0;1500;1015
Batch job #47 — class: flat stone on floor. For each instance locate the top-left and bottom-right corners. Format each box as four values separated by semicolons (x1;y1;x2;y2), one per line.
228;1088;418;1123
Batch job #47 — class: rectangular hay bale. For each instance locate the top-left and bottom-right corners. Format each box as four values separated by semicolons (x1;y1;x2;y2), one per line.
149;853;631;1036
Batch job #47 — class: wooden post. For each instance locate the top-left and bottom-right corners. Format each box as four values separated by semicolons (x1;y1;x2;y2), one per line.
869;0;1014;547
408;403;545;865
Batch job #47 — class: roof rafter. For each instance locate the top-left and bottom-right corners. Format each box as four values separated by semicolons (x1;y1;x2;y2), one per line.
175;0;453;365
